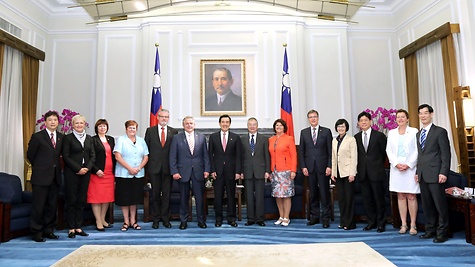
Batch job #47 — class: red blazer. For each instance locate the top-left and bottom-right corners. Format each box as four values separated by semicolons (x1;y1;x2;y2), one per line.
268;134;297;172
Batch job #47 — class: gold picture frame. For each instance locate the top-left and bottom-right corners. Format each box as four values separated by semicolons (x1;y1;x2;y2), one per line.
200;59;246;116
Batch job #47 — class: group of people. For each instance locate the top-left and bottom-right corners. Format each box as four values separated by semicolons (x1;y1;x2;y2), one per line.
26;103;451;244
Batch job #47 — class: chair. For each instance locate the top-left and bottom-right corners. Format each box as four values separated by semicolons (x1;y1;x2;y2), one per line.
143;179;192;222
264;172;308;220
0;172;32;242
469;198;475;245
353;169;392;223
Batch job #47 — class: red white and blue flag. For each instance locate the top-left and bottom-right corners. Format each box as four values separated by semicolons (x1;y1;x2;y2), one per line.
149;47;162;126
280;47;294;138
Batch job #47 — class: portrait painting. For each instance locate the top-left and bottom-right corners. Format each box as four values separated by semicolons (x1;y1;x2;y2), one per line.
200;59;246;116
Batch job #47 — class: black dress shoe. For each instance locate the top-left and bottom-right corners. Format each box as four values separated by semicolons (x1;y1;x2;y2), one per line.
377;226;386;233
256;221;266;226
32;233;45;242
152;222;159;229
68;232;76;239
433;235;448;243
163;222;172;228
44;233;60;239
245;221;255;226
198;222;207;229
307;218;319;226
228;221;238;227
96;227;105;232
419;232;436;239
215;222;222;227
363;224;376;231
179;222;187;230
322;222;330;228
75;230;89;236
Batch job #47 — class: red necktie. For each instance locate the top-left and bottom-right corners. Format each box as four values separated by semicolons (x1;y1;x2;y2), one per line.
161;127;165;147
50;132;56;148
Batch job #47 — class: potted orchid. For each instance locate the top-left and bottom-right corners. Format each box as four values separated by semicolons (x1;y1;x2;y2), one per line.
36;108;88;134
360;107;398;135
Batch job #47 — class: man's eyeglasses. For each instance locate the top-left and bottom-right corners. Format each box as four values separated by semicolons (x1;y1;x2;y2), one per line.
158;116;169;118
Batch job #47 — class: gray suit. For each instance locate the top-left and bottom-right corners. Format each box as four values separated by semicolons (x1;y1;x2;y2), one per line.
241;133;270;223
416;124;451;236
169;131;210;223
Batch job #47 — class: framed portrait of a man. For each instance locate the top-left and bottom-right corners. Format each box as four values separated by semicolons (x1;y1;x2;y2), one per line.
200;59;246;116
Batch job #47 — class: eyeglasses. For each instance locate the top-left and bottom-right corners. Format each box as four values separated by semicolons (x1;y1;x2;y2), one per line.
158;115;169;118
308;116;318;119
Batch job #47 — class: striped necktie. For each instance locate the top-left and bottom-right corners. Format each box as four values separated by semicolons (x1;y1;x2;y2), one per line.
312;128;317;145
420;129;427;150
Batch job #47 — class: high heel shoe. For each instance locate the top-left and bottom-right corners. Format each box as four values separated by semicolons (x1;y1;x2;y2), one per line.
96;226;105;232
281;218;290;227
274;217;284;225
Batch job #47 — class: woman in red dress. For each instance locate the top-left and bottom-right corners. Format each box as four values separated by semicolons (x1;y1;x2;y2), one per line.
88;119;116;231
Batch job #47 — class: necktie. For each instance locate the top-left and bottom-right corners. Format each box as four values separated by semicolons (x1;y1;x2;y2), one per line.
222;132;227;151
363;132;368;152
50;132;56;148
218;97;223;106
161;127;165;147
312;128;317;145
420;129;427;150
187;134;194;155
250;134;255;155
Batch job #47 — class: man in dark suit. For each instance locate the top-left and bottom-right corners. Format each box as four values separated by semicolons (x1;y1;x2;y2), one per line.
416;104;451;243
169;116;210;230
209;114;242;227
27;110;63;242
240;117;270;226
205;68;242;111
145;109;178;229
355;111;388;233
299;110;333;228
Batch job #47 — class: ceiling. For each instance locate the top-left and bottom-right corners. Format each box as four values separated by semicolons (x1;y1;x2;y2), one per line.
36;0;401;23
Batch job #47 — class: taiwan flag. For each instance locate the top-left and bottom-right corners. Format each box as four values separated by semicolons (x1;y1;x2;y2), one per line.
281;47;294;138
150;47;162;126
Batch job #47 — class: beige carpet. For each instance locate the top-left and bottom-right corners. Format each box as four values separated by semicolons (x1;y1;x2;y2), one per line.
52;242;396;267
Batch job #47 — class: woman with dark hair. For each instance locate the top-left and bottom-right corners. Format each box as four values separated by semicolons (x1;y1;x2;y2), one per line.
331;118;357;230
62;114;95;238
268;119;297;227
114;120;149;232
88;119;116;231
386;109;419;235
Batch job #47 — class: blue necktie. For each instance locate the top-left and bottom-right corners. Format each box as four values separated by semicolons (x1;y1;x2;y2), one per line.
250;134;255;155
420;129;427;150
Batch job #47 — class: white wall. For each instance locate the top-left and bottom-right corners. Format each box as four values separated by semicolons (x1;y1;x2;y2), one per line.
2;0;474;142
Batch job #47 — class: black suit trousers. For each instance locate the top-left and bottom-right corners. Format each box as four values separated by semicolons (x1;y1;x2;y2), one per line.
179;173;205;223
64;171;91;229
213;173;237;223
308;165;331;222
360;177;386;227
30;177;59;234
419;178;449;235
335;176;355;229
150;172;172;223
244;176;265;222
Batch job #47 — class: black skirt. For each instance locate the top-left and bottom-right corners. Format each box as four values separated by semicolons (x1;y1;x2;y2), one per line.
115;177;144;206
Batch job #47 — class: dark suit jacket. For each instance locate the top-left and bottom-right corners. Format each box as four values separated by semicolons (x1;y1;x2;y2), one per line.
208;131;242;178
240;133;270;179
205;91;242;111
91;135;116;174
354;129;387;181
299;126;332;173
416;124;451;183
26;130;63;186
169;131;210;183
62;133;95;174
145;125;178;175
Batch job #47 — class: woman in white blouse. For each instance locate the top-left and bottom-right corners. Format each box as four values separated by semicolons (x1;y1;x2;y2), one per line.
386;109;419;235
